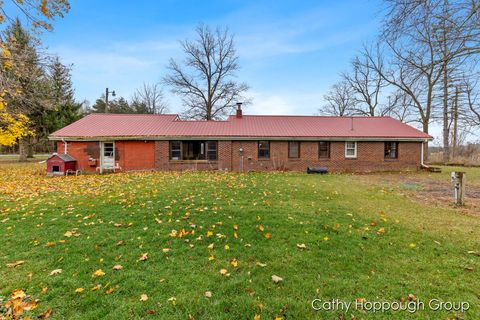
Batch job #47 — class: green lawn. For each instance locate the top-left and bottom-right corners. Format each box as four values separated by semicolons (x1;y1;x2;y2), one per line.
0;163;479;319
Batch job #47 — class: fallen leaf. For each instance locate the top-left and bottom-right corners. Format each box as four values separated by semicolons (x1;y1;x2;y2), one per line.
92;269;105;278
230;258;238;268
207;243;214;249
296;243;306;249
140;294;148;301
204;291;212;298
75;288;84;294
256;262;267;267
271;275;283;283
6;260;25;268
11;289;26;299
38;308;53;318
49;269;62;276
91;284;102;291
139;253;148;261
220;268;228;276
377;227;385;235
113;265;123;270
106;287;114;294
265;233;271;239
162;248;170;253
168;296;177;305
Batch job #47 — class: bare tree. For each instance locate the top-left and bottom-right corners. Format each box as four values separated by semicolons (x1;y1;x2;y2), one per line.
320;80;357;116
342;51;385;116
382;0;480;162
164;24;249;120
131;83;168;114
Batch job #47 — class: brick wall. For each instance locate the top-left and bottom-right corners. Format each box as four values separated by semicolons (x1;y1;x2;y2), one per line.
57;140;155;172
229;141;421;172
59;139;422;173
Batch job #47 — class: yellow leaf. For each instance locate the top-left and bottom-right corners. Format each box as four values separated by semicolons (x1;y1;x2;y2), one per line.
265;233;271;239
206;231;214;237
230;258;238;268
323;236;329;241
204;291;212;298
106;287;114;294
254;315;261;320
219;268;228;276
377;227;385;235
75;288;84;294
139;253;148;261
296;243;306;249
162;248;170;253
10;289;26;299
140;294;148;301
92;269;105;278
168;296;176;305
91;284;102;291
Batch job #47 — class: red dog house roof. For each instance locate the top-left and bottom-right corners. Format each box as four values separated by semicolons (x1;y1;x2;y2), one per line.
50;113;432;140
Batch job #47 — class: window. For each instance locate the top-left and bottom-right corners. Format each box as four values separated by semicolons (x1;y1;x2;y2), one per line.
258;141;270;159
103;142;114;157
169;141;218;161
206;141;218;160
345;141;357;158
52;165;60;172
384;142;398;159
319;141;330;159
170;141;182;160
288;141;300;158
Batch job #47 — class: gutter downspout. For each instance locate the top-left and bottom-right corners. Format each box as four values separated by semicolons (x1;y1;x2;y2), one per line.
421;139;427;167
62;139;68;154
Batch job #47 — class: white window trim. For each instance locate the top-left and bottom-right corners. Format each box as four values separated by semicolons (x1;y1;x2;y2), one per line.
345;141;357;158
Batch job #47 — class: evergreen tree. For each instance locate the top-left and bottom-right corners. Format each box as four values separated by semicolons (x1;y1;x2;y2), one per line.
41;57;82;140
2;19;52;160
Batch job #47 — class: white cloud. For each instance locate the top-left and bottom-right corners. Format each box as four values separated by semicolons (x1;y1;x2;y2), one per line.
245;92;319;115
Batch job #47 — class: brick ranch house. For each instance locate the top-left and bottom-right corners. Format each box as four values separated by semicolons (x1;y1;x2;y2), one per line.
49;107;432;173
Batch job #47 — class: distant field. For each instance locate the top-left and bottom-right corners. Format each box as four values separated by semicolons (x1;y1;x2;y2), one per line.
0;163;479;319
0;154;49;163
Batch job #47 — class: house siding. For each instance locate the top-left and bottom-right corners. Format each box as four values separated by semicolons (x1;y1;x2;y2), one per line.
59;140;422;173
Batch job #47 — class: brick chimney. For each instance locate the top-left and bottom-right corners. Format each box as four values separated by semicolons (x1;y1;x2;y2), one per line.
236;102;243;118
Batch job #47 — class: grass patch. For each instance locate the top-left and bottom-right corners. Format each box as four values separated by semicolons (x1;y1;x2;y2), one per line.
0;164;479;319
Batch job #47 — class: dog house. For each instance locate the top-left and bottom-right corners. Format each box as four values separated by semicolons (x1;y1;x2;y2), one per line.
46;153;77;176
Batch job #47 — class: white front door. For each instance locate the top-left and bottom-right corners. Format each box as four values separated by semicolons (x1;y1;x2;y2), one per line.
101;142;115;171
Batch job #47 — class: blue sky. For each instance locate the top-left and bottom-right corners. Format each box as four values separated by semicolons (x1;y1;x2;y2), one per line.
38;0;384;116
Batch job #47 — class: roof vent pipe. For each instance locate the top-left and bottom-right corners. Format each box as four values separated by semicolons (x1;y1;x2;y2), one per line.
236;102;243;118
350;116;354;131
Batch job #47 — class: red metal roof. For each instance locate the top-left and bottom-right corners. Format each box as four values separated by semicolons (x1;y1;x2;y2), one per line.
50;113;432;140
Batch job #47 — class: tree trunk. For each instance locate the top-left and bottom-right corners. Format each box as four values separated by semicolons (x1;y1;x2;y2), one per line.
441;0;450;164
423;121;429;162
18;139;28;162
452;86;459;159
27;136;35;158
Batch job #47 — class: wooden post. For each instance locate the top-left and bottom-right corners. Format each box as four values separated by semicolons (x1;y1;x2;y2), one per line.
451;172;466;205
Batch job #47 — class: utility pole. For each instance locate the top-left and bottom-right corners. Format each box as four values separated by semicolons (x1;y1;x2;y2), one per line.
105;88;116;113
